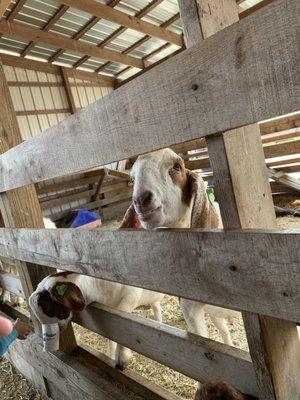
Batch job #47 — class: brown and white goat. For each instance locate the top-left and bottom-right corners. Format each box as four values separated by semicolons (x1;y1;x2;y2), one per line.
29;266;164;369
124;148;239;345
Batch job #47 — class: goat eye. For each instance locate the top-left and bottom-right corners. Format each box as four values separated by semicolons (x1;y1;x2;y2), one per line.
173;163;182;171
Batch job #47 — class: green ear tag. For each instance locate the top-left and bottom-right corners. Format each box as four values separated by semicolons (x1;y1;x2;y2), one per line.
206;188;215;204
56;283;68;296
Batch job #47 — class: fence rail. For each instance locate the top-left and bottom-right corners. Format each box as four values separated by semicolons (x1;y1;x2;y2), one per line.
74;303;257;395
0;228;299;322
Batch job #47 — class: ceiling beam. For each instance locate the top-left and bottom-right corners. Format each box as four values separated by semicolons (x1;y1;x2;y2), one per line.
57;0;183;46
0;0;11;19
21;5;70;57
0;20;144;68
0;53;116;86
117;47;183;86
6;0;27;21
74;0;165;69
96;12;180;74
239;0;275;19
49;0;122;63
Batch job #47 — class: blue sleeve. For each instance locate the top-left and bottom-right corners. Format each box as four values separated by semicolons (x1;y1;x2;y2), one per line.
0;328;18;356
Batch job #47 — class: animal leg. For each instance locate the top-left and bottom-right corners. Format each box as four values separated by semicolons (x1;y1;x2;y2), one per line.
180;298;208;337
108;340;117;359
114;299;137;370
152;300;162;322
210;316;233;346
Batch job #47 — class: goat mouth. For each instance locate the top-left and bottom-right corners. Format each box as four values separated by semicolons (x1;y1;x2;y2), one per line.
137;207;161;221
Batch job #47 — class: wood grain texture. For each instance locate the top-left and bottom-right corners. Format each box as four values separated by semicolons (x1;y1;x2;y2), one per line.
57;0;183;46
0;0;297;191
177;0;203;47
0;228;299;321
0;20;143;68
6;334;133;400
78;344;182;400
207;98;299;400
174;2;300;398
74;303;257;396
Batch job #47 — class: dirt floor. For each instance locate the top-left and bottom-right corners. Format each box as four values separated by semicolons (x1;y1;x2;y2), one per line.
0;358;44;400
0;195;299;400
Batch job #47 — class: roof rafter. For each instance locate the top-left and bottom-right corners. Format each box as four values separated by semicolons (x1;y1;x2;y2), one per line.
0;0;11;19
103;13;180;76
74;0;165;69
49;0;122;63
21;5;70;57
74;0;165;68
6;0;27;21
56;0;183;46
0;19;144;68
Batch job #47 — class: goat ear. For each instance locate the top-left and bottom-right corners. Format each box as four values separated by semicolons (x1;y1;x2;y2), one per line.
50;282;85;312
185;169;209;228
120;203;142;229
182;169;198;206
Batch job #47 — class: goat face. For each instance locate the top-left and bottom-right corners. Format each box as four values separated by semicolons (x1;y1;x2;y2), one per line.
29;273;85;333
129;148;197;229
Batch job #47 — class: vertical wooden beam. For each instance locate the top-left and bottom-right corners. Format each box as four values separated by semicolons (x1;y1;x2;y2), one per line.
0;60;77;353
61;67;77;114
177;1;300;399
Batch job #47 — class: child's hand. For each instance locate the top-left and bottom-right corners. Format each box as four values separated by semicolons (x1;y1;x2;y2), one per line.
13;319;34;340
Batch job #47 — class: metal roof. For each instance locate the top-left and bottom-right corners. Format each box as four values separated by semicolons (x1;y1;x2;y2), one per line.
0;0;262;80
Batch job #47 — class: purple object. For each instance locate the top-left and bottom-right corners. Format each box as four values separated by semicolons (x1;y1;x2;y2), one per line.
69;209;101;228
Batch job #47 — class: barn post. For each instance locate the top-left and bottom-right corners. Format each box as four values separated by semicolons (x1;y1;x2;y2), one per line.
60;66;77;114
0;59;77;354
177;1;300;399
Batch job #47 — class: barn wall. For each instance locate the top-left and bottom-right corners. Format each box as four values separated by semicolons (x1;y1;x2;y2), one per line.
3;63;113;218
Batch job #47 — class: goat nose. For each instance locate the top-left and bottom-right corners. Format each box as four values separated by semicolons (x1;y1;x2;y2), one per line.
133;190;153;206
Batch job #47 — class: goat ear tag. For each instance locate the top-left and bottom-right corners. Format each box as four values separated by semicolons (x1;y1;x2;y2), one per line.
56;283;68;296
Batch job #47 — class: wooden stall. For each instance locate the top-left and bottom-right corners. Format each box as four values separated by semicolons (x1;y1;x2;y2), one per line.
0;1;299;400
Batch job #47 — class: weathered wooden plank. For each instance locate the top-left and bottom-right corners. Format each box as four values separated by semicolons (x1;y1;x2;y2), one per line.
260;113;300;134
207;117;300;400
6;334;133;400
268;168;300;191
0;0;297;191
0;228;299;321
74;303;257;396
78;344;182;400
0;270;25;298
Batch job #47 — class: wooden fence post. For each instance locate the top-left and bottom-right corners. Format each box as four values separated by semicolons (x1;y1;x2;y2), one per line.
177;1;300;398
0;59;77;354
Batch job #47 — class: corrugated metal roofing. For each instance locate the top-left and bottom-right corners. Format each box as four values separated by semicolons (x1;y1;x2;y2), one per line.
0;0;260;79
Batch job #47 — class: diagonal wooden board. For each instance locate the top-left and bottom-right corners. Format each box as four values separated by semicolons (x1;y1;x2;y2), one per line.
0;0;297;192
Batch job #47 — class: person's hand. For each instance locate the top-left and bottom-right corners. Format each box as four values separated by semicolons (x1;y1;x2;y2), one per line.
13;319;34;340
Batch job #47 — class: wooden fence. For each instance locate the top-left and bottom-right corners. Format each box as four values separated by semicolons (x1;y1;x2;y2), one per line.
0;1;299;400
